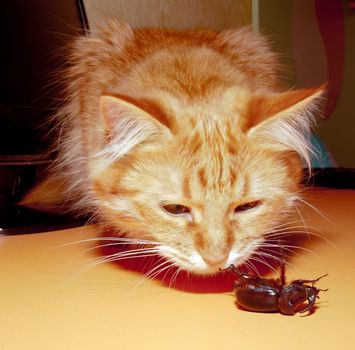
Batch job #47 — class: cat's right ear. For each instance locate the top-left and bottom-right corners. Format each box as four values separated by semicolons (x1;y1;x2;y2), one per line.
98;95;172;161
245;86;324;169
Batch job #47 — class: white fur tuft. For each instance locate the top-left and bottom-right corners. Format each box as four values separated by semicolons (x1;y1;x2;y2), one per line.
258;108;316;170
91;113;163;176
248;89;323;170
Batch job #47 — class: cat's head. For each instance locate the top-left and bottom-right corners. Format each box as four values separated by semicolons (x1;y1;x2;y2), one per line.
90;86;323;274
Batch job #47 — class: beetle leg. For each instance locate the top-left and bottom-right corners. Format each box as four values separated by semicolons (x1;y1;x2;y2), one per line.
292;274;328;286
280;256;286;286
277;241;288;286
220;264;235;273
219;265;254;281
220;264;240;275
311;274;329;286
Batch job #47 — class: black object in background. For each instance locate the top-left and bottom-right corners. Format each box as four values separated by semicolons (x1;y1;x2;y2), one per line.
0;0;88;234
304;168;355;189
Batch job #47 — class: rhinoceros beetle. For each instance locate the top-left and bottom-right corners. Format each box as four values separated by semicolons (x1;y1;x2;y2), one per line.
222;261;328;315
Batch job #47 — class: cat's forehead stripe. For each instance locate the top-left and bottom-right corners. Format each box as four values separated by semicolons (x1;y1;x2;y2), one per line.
188;133;203;155
240;174;250;198
229;166;237;187
183;174;192;199
198;168;208;188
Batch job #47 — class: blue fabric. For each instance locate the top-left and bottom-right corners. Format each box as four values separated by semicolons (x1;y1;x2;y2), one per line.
310;134;335;168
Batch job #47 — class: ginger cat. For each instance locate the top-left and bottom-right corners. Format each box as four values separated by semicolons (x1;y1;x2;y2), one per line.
23;22;323;274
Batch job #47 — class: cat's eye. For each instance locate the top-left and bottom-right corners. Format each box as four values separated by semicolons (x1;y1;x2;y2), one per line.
162;204;191;215
234;200;262;213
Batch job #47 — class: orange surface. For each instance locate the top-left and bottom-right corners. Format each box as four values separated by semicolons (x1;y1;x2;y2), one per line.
1;188;355;350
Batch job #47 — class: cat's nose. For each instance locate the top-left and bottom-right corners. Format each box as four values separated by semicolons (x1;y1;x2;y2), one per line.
201;252;229;267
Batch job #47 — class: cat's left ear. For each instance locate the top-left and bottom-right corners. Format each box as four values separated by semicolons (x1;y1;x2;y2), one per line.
246;85;325;168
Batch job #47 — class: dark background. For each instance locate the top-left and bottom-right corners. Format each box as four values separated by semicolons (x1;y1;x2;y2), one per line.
0;0;87;233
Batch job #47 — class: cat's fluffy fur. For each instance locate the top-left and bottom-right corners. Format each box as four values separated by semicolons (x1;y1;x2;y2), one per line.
23;22;323;274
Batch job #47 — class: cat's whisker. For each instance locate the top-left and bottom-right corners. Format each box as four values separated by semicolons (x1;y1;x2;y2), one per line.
255;246;282;257
258;243;304;259
135;258;174;288
149;262;175;283
69;243;146;260
261;241;319;256
263;247;303;261
293;202;312;240
80;250;159;271
255;251;295;270
67;247;162;282
265;229;304;236
276;228;339;251
260;228;340;264
248;255;279;274
267;222;318;232
254;250;282;263
265;226;328;240
259;239;284;249
137;263;165;284
62;254;153;286
265;224;295;233
54;236;159;249
244;260;261;277
268;216;331;232
59;241;157;260
159;264;177;285
280;244;319;255
84;213;98;226
168;266;184;288
266;227;299;234
103;247;161;260
272;223;313;236
296;197;335;227
270;220;307;228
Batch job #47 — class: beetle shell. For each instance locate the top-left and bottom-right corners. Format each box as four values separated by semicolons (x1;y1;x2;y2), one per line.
234;275;281;313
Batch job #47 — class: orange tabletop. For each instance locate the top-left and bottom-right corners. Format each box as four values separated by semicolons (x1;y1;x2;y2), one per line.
1;188;354;350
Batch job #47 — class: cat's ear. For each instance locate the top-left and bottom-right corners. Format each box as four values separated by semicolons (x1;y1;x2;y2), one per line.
246;86;325;168
99;95;172;158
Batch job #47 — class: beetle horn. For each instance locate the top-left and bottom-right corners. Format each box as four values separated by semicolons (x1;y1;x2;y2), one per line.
298;292;318;314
